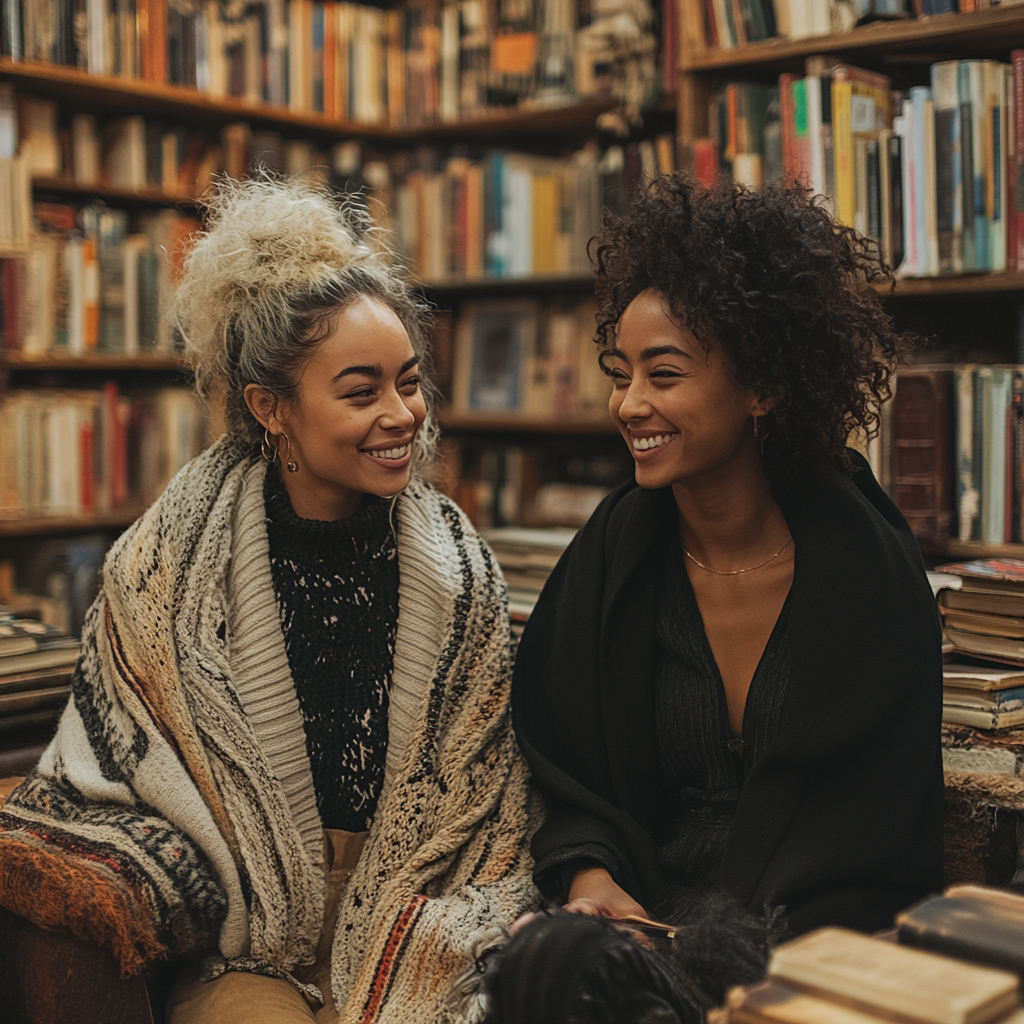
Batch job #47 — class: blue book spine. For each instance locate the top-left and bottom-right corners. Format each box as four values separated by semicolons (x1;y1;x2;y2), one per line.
312;4;324;114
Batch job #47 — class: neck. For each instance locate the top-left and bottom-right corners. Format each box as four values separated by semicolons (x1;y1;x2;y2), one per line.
278;465;365;521
672;446;788;570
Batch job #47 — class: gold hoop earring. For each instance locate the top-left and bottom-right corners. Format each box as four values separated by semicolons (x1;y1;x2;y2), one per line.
753;415;770;455
282;433;299;473
261;427;278;464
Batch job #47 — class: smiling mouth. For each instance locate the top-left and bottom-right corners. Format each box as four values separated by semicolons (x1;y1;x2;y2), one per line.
366;444;410;461
631;433;678;451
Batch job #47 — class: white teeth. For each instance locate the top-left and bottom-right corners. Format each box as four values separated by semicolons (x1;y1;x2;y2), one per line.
632;434;675;451
369;444;409;461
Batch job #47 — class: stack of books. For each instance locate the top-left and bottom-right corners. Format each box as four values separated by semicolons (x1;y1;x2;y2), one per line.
479;527;575;637
0;617;78;739
712;900;1024;1024
935;560;1024;730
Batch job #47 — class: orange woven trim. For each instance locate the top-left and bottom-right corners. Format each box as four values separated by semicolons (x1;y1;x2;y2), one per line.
359;894;430;1024
0;836;167;976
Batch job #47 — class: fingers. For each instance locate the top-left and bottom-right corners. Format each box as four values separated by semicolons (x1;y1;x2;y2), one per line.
563;898;604;916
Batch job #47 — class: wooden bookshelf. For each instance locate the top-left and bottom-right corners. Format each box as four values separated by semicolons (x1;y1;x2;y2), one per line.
0;59;616;145
921;538;1024;562
682;7;1024;74
879;273;1024;297
32;176;197;208
440;412;616;434
0;509;146;538
2;353;186;371
423;274;596;296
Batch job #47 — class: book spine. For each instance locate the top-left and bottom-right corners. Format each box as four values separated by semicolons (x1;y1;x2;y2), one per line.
933;63;963;274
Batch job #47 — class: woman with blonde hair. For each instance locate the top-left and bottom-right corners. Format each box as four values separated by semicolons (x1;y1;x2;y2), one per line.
0;177;538;1024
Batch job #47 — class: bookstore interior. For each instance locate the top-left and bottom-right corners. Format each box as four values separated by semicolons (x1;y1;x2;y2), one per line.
16;0;1024;1020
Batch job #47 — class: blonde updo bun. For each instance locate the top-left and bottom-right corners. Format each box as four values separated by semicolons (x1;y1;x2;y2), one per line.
174;175;434;459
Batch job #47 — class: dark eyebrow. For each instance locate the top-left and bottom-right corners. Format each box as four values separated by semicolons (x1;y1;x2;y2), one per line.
639;345;691;361
332;355;419;382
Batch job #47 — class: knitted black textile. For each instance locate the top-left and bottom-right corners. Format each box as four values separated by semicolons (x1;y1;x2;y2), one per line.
264;468;398;832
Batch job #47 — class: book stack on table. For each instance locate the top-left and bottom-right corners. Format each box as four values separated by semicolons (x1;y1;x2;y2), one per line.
478;527;575;639
712;886;1024;1024
934;561;1024;730
0;617;79;741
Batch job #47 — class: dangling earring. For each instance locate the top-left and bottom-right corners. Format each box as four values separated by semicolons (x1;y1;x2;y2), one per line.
753;415;770;456
261;426;278;464
282;433;299;473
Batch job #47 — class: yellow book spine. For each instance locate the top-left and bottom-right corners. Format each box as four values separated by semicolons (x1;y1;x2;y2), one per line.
532;174;558;275
833;80;855;227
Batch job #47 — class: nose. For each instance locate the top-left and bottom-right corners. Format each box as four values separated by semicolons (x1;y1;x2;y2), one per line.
378;387;417;431
617;378;651;422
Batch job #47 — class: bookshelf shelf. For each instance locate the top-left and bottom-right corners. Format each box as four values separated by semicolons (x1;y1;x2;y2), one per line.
922;538;1024;562
440;412;616;433
0;509;146;538
32;177;197;209
681;7;1024;73
2;354;186;371
878;273;1024;297
0;59;617;145
423;274;596;296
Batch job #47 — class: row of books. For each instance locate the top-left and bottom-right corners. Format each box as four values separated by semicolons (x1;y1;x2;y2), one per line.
696;55;1024;278
701;0;1014;52
888;365;1024;549
9;87;348;197
439;297;612;415
383;139;674;282
0;0;666;127
2;203;199;356
714;887;1024;1024
0;616;78;737
0;385;209;518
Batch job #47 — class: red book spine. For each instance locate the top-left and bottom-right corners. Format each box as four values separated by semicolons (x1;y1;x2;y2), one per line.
80;416;94;514
662;0;679;93
694;139;718;186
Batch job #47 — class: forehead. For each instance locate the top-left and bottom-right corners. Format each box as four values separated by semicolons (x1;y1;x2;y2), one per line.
313;295;414;363
615;290;693;351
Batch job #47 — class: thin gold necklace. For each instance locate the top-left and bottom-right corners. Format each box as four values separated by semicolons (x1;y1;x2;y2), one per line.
684;536;792;576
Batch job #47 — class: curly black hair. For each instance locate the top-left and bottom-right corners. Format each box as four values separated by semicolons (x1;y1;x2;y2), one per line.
592;174;915;473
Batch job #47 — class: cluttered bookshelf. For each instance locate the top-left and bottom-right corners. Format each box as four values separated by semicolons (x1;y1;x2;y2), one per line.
0;0;677;769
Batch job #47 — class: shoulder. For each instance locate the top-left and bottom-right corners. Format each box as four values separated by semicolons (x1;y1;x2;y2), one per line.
396;477;503;587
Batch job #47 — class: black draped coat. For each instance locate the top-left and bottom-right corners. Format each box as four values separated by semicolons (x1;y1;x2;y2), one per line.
511;452;945;935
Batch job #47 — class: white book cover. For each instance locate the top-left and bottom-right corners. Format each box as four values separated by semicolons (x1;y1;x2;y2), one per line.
985;368;1012;545
954;365;978;543
923;95;940;275
896;104;917;276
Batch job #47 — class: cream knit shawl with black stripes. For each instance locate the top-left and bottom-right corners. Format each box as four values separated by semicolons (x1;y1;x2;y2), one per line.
0;434;540;1023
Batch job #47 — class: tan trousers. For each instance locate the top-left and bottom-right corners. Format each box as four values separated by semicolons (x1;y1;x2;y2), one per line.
167;830;368;1024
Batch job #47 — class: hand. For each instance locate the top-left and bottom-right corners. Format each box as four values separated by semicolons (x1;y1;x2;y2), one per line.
564;866;649;920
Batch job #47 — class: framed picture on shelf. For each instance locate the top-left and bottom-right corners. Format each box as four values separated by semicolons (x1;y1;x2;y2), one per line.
452;299;539;414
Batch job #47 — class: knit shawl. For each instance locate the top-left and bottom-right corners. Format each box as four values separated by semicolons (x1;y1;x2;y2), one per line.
0;434;540;1023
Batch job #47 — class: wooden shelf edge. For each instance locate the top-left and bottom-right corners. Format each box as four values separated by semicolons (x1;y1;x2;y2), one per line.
875;272;1024;297
682;7;1024;71
439;412;616;433
32;176;197;207
0;509;146;537
0;59;620;143
422;273;595;294
920;538;1024;561
3;353;188;370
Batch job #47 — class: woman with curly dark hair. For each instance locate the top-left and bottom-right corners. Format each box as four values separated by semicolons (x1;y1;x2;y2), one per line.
511;174;944;973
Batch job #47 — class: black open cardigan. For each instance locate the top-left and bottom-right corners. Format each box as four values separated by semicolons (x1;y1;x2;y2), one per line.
511;452;945;935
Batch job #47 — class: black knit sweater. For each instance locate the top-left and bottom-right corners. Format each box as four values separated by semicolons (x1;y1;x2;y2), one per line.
264;468;399;833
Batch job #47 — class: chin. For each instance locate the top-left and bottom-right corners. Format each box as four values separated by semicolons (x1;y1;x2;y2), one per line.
633;465;677;490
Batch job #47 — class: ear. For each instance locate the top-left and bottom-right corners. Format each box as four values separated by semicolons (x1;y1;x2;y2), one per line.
244;385;284;433
751;389;781;418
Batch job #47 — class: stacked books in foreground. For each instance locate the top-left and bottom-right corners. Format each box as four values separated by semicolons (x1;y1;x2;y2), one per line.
0;616;78;739
479;527;574;637
935;560;1024;731
714;886;1024;1024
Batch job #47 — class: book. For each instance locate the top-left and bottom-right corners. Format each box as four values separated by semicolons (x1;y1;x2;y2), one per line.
946;626;1024;663
942;587;1024;617
938;559;1024;584
941;608;1024;638
0;618;69;658
892;367;954;542
944;663;1024;692
767;927;1020;1024
0;646;80;677
714;977;913;1024
943;684;1024;710
943;704;1024;728
898;887;1024;978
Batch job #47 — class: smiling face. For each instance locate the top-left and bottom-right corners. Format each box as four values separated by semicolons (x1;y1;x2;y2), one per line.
246;294;427;520
606;288;770;491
